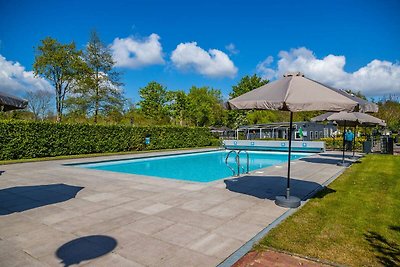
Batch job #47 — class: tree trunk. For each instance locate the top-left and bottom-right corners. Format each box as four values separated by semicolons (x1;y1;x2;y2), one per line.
94;99;98;123
94;72;99;123
56;87;62;123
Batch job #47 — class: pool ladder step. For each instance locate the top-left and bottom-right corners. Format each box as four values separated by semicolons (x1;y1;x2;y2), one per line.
225;150;249;177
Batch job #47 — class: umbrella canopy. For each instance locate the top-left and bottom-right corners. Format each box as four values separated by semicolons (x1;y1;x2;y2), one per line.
319;86;378;113
0;91;28;111
339;92;378;113
311;111;385;164
227;72;364;208
311;111;386;127
227;72;360;112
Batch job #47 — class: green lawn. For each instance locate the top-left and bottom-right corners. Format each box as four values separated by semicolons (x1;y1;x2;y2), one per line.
255;154;400;266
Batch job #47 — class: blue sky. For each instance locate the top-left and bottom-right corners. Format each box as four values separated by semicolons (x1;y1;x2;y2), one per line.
1;0;399;102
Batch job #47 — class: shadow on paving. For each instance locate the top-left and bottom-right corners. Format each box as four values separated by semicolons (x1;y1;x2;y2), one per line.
318;152;353;159
56;235;117;266
299;157;353;165
0;184;84;216
224;176;334;201
364;226;400;267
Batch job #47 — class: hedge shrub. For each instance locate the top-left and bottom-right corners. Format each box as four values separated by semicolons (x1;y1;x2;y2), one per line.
320;137;366;151
0;120;214;160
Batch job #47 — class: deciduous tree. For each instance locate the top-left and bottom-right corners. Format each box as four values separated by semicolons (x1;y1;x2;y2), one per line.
187;86;226;127
229;74;268;99
25;90;53;120
228;74;268;128
168;90;188;126
33;37;86;122
138;81;170;123
69;31;124;123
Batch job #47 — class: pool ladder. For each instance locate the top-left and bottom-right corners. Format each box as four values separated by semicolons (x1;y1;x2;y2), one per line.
225;150;249;177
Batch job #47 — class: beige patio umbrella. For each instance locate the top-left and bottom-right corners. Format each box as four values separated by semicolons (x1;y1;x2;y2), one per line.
326;89;378;113
0;91;28;111
312;111;386;164
227;72;361;208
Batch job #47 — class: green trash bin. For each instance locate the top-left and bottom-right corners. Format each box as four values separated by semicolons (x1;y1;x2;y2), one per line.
363;141;372;153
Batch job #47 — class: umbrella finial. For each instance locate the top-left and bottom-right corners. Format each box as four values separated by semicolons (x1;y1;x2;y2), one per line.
283;72;304;77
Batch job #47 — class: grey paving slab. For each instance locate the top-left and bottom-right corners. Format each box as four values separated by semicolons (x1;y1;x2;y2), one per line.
124;215;175;235
117;235;179;266
159;247;221;267
188;233;243;259
103;225;149;248
137;203;173;215
152;223;208;247
52;215;105;233
83;252;144;267
0;149;355;266
157;207;225;231
212;220;265;242
74;212;146;236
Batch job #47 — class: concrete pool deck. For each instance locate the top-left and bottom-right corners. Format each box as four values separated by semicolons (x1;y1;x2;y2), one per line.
0;149;359;266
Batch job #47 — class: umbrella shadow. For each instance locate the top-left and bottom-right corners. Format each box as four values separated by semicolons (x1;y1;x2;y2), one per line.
56;235;117;266
0;184;84;216
299;157;352;165
318;153;352;159
364;226;400;266
224;176;333;201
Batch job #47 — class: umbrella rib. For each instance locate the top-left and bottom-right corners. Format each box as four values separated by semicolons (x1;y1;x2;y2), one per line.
280;77;294;111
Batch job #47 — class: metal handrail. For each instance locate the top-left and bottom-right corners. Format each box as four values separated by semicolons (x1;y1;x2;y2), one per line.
238;150;249;174
225;150;237;176
225;149;250;176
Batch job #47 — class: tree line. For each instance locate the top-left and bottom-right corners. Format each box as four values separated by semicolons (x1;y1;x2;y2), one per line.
2;32;399;131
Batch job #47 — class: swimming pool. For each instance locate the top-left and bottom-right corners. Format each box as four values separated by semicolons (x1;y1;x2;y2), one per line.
75;150;310;183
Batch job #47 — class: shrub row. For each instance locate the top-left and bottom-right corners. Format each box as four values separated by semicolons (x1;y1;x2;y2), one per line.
320;137;366;151
0;120;214;160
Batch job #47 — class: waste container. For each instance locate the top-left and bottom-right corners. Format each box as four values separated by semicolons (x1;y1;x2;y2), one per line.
363;141;372;154
380;136;394;154
388;137;394;154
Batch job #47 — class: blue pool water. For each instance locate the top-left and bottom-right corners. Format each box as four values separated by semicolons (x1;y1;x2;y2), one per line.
76;151;310;183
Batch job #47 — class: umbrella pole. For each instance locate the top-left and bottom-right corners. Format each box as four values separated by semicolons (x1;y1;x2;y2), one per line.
275;112;301;208
338;121;348;166
286;112;293;199
352;126;357;158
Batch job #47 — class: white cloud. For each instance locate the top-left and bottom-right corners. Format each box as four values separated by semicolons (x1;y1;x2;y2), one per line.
257;47;400;97
171;42;238;78
0;54;53;94
110;33;165;68
256;56;275;80
225;43;239;55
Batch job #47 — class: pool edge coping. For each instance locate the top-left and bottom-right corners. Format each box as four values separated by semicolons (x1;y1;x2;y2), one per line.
64;149;315;185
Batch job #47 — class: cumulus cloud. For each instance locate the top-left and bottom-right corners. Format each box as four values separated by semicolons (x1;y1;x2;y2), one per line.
110;33;165;68
225;43;239;55
257;47;400;97
256;56;275;80
0;54;53;94
171;42;238;78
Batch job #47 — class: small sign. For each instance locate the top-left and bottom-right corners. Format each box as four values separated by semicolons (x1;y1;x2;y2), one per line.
145;137;150;145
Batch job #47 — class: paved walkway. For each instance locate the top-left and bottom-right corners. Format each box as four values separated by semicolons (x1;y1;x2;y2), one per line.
0;149;356;266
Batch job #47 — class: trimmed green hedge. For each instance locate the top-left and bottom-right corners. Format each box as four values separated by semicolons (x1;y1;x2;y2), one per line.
320;137;366;151
0;120;214;160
